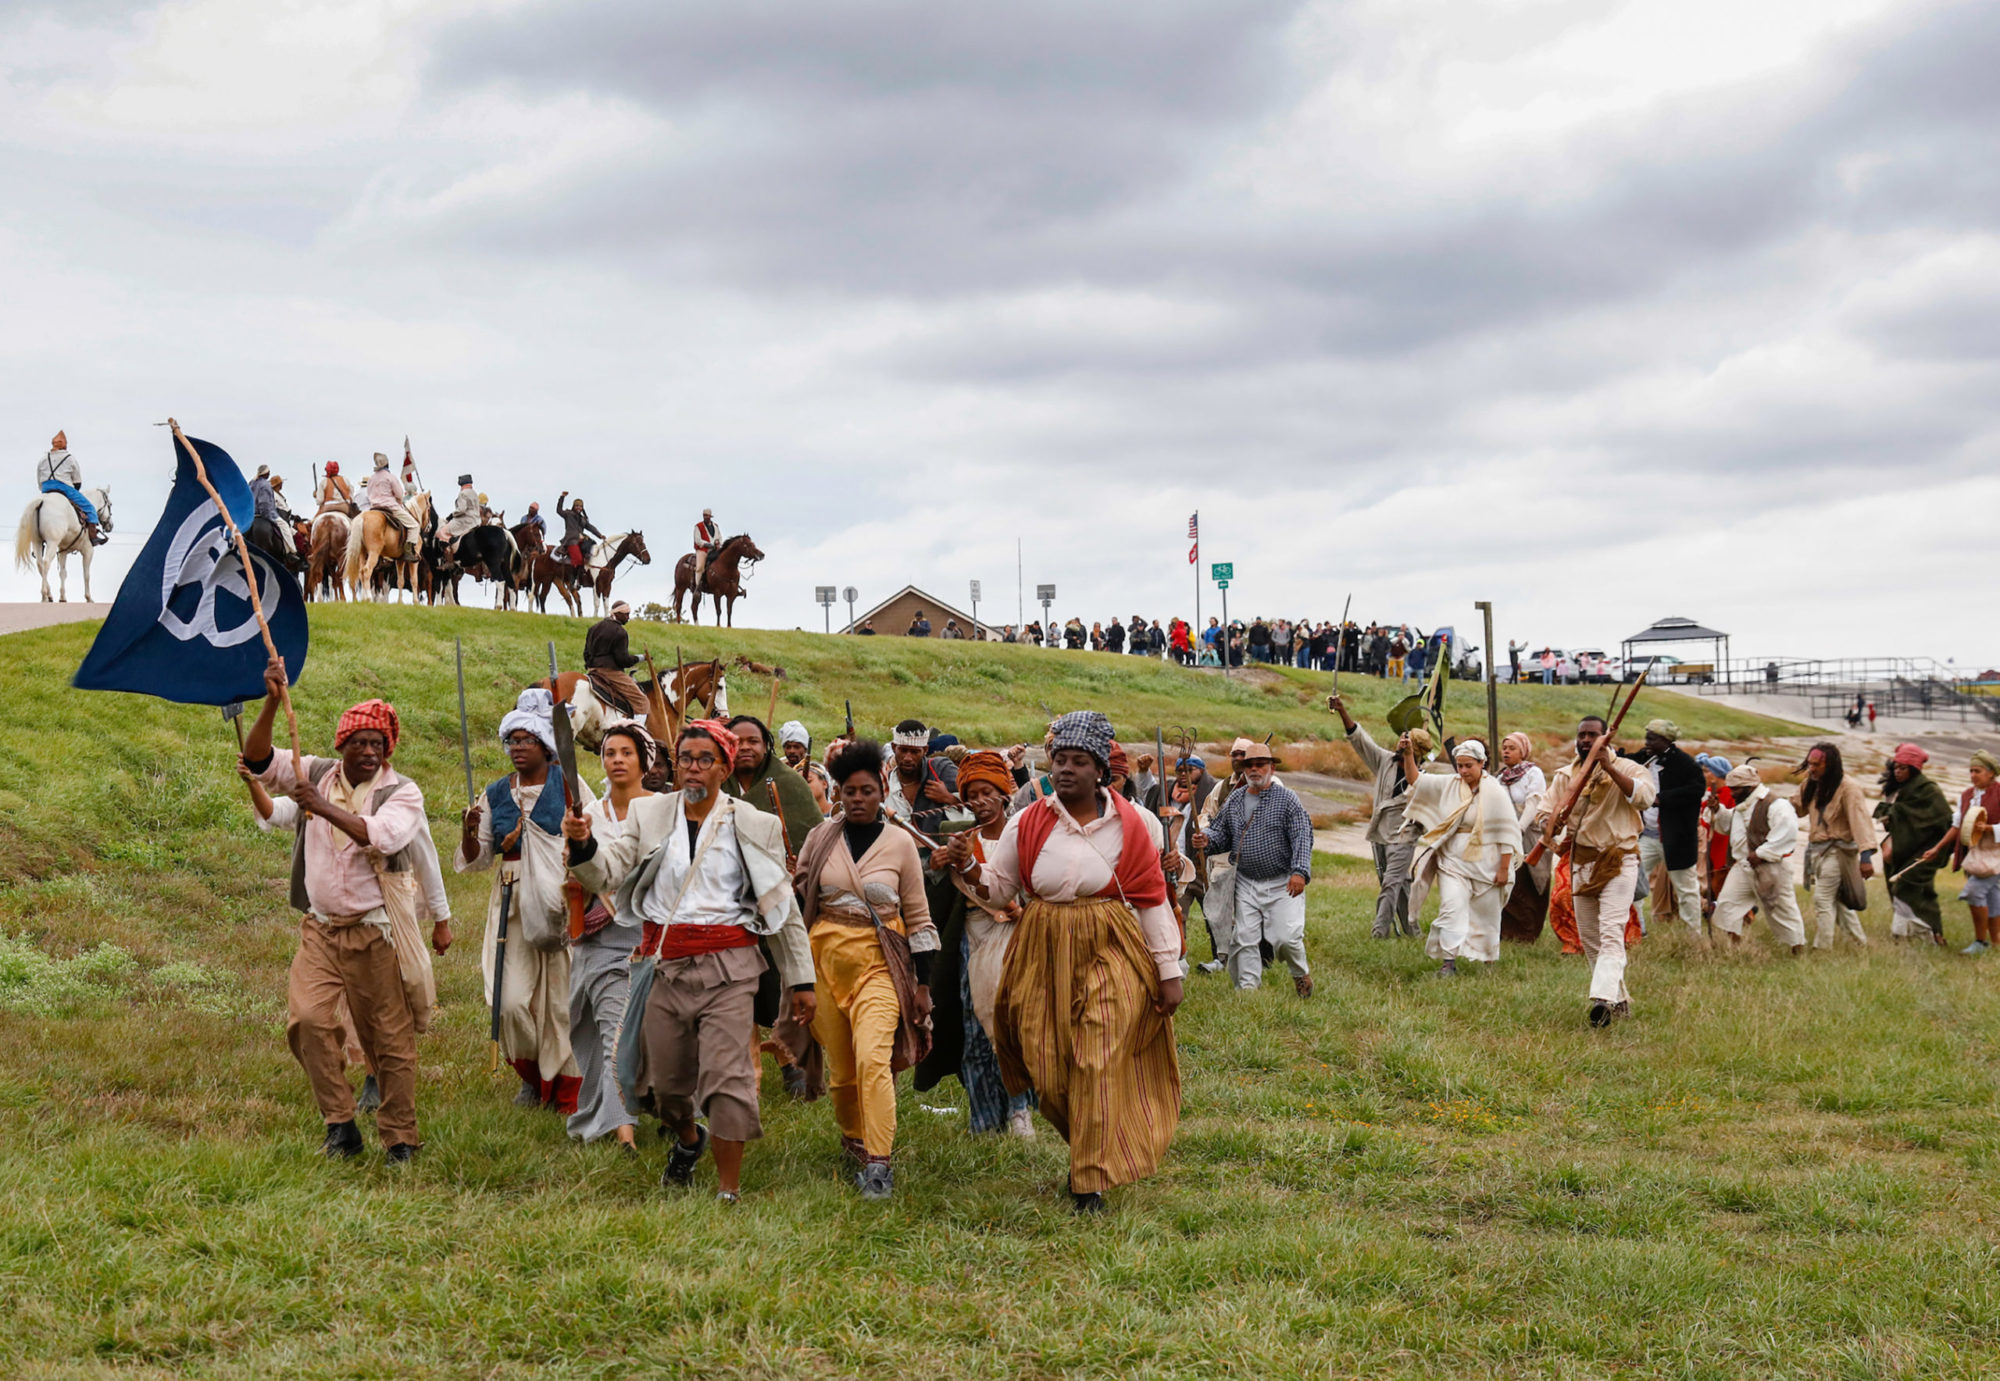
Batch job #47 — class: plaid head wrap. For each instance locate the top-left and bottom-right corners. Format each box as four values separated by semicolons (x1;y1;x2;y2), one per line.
956;750;1015;801
1049;711;1116;770
686;718;740;765
335;699;400;752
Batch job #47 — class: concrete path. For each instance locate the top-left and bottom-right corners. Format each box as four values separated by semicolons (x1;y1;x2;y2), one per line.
0;603;107;636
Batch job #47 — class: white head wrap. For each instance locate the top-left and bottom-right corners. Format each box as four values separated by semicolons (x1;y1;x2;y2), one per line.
891;726;930;748
498;688;558;757
778;720;811;747
1452;739;1487;764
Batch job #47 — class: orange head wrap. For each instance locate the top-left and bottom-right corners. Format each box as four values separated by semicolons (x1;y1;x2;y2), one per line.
956;750;1014;802
51;430;67;450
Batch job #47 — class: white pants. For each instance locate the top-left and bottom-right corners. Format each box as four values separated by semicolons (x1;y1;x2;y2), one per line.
1201;860;1237;963
1228;874;1309;989
1638;835;1703;934
1805;847;1867;948
1712;860;1807;948
1428;871;1503;962
1574;855;1638;1006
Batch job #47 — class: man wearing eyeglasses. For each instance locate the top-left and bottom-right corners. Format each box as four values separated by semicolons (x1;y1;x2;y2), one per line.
564;719;815;1202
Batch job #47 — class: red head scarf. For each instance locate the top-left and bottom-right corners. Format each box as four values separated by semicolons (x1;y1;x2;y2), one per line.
1893;742;1929;768
335;699;400;752
685;718;740;766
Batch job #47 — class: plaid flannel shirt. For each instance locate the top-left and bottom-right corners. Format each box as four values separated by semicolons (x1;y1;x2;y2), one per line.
1204;779;1314;882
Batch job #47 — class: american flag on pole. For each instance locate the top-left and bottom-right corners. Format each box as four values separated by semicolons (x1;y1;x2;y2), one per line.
1187;511;1199;564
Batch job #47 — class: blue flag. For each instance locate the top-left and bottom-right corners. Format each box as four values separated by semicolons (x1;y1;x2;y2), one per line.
73;432;308;704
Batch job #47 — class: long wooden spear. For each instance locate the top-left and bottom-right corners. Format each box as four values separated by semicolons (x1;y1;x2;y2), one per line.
1524;664;1651;868
167;419;301;777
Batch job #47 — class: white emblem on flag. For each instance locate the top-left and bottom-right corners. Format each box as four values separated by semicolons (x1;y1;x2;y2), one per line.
156;507;275;647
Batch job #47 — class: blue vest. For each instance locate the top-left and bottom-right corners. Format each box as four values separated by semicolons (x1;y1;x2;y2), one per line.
485;766;568;851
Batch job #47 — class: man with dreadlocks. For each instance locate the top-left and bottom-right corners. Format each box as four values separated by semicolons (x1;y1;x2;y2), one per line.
1795;743;1876;949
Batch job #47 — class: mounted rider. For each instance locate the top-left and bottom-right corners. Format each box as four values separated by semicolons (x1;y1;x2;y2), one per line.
248;466;288;556
439;475;481;558
365;452;421;561
556;490;603;567
315;461;356;517
37;430;108;546
519;501;546;549
692;508;720;590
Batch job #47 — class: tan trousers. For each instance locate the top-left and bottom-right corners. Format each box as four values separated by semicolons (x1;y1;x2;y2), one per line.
811;921;902;1158
641;946;763;1142
1806;848;1868;948
287;915;418;1146
1574;855;1637;1006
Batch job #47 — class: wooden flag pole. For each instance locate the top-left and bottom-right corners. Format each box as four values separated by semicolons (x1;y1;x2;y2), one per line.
168;418;302;777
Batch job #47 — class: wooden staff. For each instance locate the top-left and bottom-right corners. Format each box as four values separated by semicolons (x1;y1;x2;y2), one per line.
168;419;301;778
1524;665;1651;867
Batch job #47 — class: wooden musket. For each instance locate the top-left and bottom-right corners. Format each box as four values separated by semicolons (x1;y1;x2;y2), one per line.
1524;665;1652;868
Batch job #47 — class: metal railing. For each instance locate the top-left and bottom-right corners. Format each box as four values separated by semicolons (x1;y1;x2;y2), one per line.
1683;656;2000;725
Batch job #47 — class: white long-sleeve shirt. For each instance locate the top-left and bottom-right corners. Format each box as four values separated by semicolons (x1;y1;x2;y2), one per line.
1718;786;1798;865
38;449;82;487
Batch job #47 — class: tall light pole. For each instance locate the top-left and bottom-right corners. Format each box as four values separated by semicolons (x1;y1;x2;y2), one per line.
816;585;836;635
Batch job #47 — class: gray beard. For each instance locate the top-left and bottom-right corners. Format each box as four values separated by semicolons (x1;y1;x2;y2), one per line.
683;785;709;804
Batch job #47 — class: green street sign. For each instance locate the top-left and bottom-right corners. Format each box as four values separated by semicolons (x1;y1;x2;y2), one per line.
1216;580;1230;590
1210;562;1233;581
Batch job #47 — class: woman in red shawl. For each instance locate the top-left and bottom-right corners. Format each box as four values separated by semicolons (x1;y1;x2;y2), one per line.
961;711;1182;1212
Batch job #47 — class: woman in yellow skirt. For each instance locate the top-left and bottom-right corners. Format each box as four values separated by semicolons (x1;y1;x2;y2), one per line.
960;711;1184;1212
793;740;937;1200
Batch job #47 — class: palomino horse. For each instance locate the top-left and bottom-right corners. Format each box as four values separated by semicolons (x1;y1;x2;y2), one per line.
14;487;112;603
584;531;650;617
343;493;431;603
672;532;763;627
306;511;349;601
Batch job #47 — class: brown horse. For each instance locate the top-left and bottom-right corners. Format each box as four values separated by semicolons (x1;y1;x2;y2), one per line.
672;532;763;626
586;530;650;617
306;512;348;602
528;548;585;617
344;493;431;603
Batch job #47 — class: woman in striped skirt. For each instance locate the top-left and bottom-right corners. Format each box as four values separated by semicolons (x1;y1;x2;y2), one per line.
959;711;1183;1213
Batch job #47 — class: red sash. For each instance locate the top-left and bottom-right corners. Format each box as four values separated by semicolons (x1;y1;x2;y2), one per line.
1013;794;1167;909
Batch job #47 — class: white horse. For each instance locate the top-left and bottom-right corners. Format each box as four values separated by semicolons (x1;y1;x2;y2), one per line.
14;487;111;603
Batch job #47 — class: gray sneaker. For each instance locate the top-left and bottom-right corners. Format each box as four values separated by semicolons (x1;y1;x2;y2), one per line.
857;1160;894;1200
1196;960;1225;974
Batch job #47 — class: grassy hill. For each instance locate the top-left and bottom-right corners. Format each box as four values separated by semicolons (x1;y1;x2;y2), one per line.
5;606;1993;1378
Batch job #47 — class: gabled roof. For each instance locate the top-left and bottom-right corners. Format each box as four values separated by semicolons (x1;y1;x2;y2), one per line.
839;584;997;637
1624;616;1728;644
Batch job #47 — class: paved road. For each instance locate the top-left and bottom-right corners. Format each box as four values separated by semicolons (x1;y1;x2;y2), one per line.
0;602;108;636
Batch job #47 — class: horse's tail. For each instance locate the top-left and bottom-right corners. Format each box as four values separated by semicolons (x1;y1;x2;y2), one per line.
343;512;369;583
14;499;40;571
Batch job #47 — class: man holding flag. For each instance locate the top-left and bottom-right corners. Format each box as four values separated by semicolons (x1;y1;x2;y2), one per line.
75;425;456;1161
244;656;451;1162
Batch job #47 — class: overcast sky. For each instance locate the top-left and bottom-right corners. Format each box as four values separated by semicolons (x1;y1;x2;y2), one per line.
6;0;1997;666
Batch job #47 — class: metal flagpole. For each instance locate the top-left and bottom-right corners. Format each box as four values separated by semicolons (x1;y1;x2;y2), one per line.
166;419;301;778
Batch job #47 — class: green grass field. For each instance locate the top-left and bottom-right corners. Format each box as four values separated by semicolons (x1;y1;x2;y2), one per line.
7;606;1990;1379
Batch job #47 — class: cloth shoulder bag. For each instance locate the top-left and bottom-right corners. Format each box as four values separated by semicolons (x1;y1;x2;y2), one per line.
614;803;730;1118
